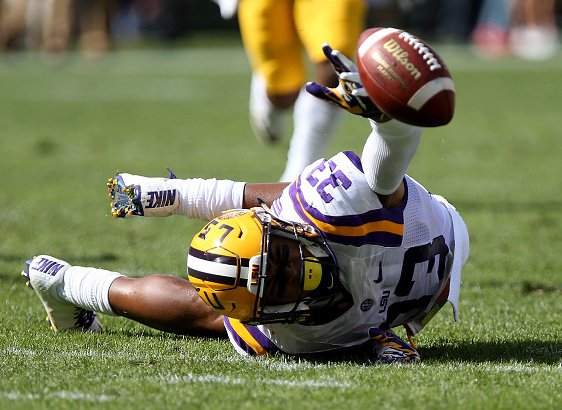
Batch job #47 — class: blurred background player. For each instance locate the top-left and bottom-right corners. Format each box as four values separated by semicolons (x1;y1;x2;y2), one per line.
471;0;513;58
217;0;367;182
509;0;558;60
0;0;111;58
471;0;558;60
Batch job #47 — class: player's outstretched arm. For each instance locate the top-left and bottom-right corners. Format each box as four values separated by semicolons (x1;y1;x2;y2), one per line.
108;171;288;220
305;43;389;122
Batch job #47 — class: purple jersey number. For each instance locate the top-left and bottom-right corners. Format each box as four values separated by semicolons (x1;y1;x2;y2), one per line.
305;159;352;203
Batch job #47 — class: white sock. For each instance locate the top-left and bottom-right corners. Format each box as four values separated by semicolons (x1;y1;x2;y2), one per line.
60;266;123;315
178;178;246;220
362;120;423;195
279;90;342;182
249;73;289;141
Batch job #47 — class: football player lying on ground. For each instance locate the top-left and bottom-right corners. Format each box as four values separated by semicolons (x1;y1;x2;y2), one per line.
23;44;469;364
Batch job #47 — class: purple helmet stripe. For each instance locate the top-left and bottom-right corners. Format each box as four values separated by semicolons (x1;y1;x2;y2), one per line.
188;267;248;287
244;325;279;353
188;247;250;267
187;268;229;285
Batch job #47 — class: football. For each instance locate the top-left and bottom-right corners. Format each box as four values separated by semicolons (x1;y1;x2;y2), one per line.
356;27;455;127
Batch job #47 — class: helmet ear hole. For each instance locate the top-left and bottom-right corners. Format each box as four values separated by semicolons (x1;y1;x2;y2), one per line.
303;258;322;291
247;254;266;297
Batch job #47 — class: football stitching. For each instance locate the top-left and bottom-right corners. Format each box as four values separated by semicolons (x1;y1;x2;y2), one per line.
398;31;442;71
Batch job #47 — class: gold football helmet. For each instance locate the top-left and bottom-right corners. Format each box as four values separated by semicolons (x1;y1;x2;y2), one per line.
187;207;342;325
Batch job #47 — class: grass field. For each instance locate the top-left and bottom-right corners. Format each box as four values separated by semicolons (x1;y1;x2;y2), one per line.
0;37;561;409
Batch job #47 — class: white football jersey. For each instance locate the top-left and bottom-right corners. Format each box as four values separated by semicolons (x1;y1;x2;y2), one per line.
255;151;469;354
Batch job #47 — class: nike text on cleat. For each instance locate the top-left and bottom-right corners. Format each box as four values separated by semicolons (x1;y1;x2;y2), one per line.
23;255;102;332
369;328;421;364
107;175;143;218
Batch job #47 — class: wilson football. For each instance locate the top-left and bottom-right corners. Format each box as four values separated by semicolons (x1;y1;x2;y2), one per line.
356;27;455;127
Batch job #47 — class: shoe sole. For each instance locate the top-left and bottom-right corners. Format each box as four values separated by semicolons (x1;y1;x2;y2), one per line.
107;176;143;218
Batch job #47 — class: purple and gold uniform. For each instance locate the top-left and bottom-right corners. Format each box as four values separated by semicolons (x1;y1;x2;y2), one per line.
225;150;469;356
238;0;367;94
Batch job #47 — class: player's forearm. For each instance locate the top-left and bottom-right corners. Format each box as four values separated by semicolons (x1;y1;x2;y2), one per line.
179;180;288;219
242;183;289;208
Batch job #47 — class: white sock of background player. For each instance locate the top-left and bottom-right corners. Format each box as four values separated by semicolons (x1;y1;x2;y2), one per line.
279;89;343;182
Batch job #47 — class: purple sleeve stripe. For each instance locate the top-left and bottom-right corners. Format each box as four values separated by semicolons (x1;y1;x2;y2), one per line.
223;317;279;356
224;317;256;355
323;230;403;247
245;326;279;353
271;199;282;215
343;151;363;171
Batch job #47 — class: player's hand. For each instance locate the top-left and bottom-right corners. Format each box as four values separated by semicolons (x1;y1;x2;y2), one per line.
305;43;389;121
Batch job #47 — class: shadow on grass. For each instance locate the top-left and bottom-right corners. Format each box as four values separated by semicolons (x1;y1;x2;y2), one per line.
42;325;561;366
420;339;562;364
102;327;230;342
97;327;562;366
271;339;562;366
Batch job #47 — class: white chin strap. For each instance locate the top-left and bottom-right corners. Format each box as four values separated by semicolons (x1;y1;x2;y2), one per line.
261;303;309;315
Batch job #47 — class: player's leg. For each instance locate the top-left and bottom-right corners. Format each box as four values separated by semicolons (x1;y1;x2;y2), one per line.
41;0;72;55
109;275;226;337
23;254;225;336
75;0;110;58
0;0;29;49
211;0;239;19
509;0;558;60
279;0;366;182
238;0;304;143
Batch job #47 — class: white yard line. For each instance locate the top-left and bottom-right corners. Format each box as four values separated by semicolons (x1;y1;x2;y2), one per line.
1;391;117;402
153;373;354;388
2;351;560;403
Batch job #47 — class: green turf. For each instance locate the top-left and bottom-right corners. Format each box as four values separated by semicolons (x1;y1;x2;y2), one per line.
0;40;561;409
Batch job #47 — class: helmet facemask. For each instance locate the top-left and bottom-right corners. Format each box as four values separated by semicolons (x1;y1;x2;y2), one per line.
245;207;342;325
